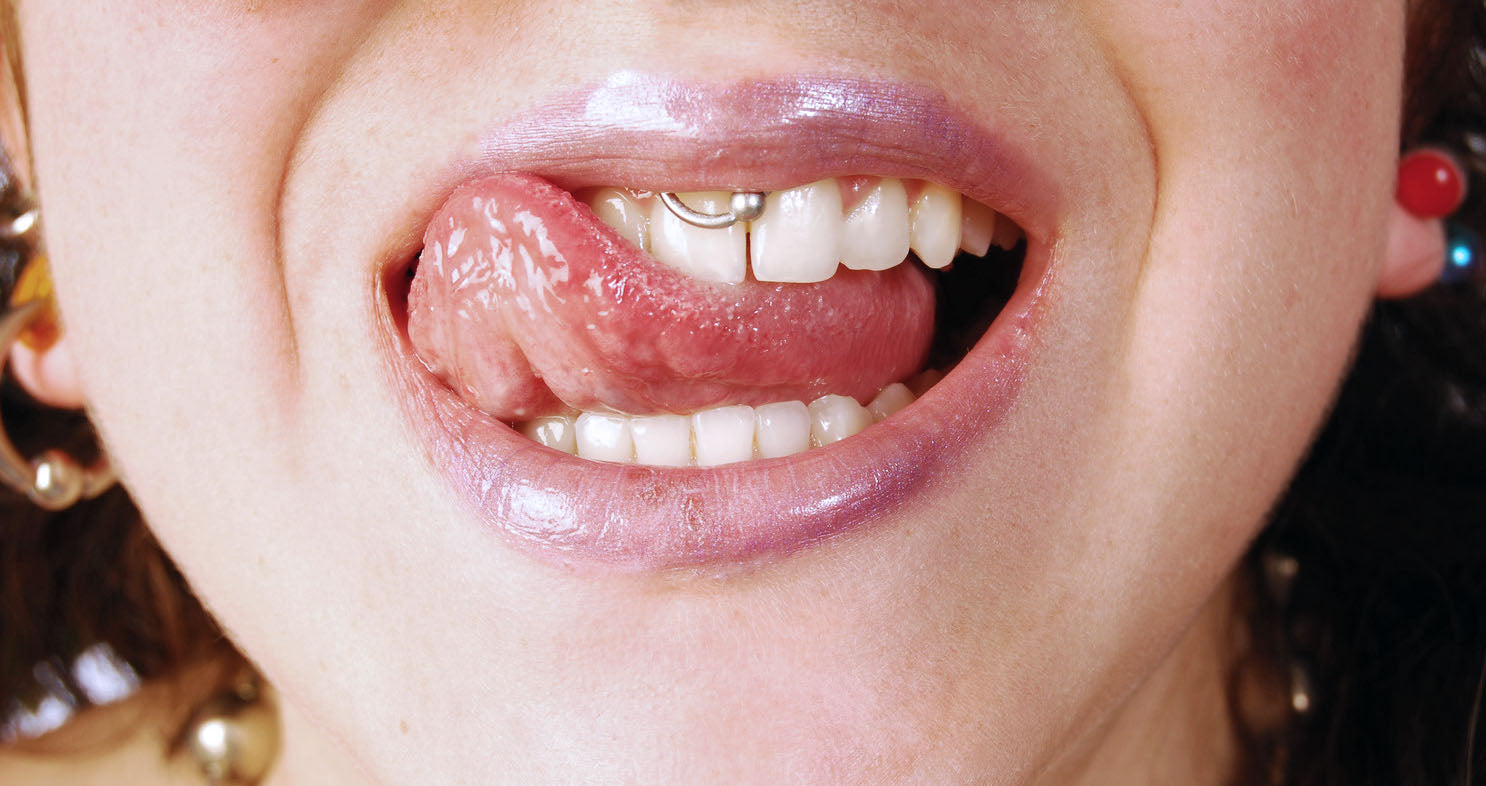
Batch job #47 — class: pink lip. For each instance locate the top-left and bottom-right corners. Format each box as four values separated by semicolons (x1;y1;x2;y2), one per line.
382;73;1058;571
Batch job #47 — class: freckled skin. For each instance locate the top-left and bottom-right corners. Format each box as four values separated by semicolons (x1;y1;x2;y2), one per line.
409;173;936;418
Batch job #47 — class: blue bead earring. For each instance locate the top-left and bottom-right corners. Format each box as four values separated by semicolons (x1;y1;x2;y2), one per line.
1442;220;1480;285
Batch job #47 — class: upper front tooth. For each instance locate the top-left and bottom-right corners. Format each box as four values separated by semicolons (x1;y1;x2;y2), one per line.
841;177;911;271
750;180;843;283
588;188;651;251
650;191;747;284
959;197;997;257
909;182;962;269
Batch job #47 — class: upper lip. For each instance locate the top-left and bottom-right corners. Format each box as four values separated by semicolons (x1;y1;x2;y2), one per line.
468;72;1060;234
370;71;1065;276
378;72;1061;571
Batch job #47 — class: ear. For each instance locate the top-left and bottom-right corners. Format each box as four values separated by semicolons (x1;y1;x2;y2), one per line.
9;331;84;409
1376;201;1445;299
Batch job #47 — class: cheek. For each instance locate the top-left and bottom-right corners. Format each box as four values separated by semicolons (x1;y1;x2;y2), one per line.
1097;0;1405;551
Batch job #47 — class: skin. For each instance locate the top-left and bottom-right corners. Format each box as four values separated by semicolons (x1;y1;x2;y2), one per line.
1;0;1433;783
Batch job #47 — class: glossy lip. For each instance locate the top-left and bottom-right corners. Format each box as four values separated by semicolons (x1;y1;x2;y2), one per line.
381;73;1060;572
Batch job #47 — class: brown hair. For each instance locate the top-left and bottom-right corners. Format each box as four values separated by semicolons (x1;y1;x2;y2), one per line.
0;0;244;747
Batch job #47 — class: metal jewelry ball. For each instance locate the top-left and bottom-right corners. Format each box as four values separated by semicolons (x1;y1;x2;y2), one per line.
29;449;84;510
1443;221;1480;285
187;689;281;786
729;191;766;222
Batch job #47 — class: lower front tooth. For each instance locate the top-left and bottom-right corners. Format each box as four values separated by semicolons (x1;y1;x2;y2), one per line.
808;394;872;446
576;412;634;463
521;415;578;454
692;404;756;467
909;182;962;269
754;400;811;458
631;413;692;467
867;383;916;422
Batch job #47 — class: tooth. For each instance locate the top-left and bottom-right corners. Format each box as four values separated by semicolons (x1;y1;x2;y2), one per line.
908;369;943;396
808;394;873;446
753;400;811;458
992;213;1023;250
959;197;997;257
750;180;843;283
575;412;634;463
649;191;747;283
588;188;651;251
867;383;916;422
841;177;911;271
691;404;756;467
909;182;962;269
521;416;578;454
630;413;692;467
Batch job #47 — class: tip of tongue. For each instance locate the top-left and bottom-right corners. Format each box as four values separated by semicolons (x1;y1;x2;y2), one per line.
408;173;936;420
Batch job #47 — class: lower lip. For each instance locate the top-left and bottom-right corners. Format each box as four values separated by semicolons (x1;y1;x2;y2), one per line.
383;246;1047;573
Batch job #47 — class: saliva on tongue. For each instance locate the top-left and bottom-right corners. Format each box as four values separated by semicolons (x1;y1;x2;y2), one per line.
407;173;936;422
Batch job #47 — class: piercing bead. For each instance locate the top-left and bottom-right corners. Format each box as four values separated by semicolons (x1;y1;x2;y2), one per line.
1442;221;1480;285
29;449;84;510
1398;149;1467;219
729;192;766;222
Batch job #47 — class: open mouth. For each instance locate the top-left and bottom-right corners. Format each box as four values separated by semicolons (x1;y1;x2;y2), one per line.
382;75;1055;571
406;174;1025;467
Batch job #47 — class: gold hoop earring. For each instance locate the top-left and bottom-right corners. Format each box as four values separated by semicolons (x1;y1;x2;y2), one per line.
0;195;115;509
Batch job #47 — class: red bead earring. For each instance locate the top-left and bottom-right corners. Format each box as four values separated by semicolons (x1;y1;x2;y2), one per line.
1397;148;1467;219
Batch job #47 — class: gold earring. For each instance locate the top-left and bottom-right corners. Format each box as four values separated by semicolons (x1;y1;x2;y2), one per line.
183;670;282;786
0;196;115;509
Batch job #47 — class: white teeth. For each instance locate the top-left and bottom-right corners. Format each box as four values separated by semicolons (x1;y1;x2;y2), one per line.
808;394;873;446
649;191;748;284
630;413;692;468
691;404;756;467
588;187;651;251
575;412;634;463
749;180;843;283
840;178;912;271
518;383;927;465
959;197;997;258
867;383;916;422
753;400;812;458
521;415;578;454
909;182;962;269
590;178;1019;284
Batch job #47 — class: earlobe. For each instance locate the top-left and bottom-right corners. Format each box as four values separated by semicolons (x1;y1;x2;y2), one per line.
1376;202;1445;299
5;256;85;409
9;330;84;409
1377;148;1473;299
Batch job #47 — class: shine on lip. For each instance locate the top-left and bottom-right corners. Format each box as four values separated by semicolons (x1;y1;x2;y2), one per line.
383;73;1057;571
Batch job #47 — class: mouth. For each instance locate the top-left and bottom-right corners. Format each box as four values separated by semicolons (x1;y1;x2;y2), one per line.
382;74;1057;572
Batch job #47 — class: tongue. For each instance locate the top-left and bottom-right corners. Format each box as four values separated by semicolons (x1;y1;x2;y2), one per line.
407;174;935;420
